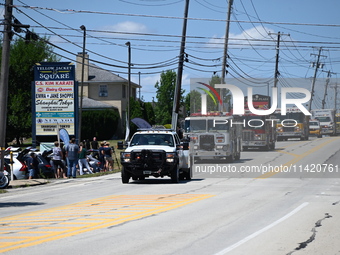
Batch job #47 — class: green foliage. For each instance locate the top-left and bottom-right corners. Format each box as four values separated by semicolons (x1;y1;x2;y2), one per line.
1;37;59;144
128;97;156;135
154;70;184;125
81;109;119;140
143;102;155;125
185;90;201;116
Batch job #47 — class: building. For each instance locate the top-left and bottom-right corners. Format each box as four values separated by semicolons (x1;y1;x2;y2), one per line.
75;53;140;138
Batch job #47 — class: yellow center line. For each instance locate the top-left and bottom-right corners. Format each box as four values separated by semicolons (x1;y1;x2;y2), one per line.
0;194;213;253
257;137;339;178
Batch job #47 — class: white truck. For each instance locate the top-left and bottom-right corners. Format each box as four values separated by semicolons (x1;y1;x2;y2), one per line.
311;109;336;136
184;114;242;163
120;129;190;183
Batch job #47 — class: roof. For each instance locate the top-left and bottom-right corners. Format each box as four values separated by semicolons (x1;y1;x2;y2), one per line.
88;64;140;88
79;97;117;110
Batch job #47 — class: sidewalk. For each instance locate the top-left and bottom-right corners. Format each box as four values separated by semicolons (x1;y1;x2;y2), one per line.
9;178;49;188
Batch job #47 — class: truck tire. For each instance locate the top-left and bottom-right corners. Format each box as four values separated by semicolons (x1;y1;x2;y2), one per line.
121;167;130;184
171;165;179;183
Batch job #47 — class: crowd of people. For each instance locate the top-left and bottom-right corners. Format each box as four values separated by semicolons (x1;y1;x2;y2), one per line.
48;137;115;179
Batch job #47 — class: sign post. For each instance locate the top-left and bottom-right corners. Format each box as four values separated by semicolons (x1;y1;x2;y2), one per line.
32;62;78;147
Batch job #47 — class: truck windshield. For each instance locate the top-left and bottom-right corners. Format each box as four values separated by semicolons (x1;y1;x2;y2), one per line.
276;112;304;123
315;116;331;122
208;119;229;132
244;116;265;130
185;119;206;133
130;134;174;147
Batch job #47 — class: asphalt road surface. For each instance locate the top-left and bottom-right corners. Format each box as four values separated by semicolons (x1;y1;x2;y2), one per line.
1;136;339;255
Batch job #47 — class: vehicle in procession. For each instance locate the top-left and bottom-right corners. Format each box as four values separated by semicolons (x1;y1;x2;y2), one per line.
309;119;322;138
242;94;276;150
120;128;190;183
274;107;309;141
335;112;340;135
311;109;336;136
184;113;242;163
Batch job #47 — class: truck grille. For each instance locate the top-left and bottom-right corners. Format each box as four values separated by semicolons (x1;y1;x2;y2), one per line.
283;126;295;132
199;134;215;151
131;149;165;169
242;130;254;141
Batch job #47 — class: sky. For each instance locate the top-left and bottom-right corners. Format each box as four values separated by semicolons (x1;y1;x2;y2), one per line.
3;0;340;108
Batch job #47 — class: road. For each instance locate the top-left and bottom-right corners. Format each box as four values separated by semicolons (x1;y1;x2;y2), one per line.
1;136;340;255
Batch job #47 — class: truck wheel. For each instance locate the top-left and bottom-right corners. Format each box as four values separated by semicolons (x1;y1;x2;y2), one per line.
271;142;276;150
185;168;192;180
121;167;130;184
235;151;241;161
226;154;234;163
171;165;179;183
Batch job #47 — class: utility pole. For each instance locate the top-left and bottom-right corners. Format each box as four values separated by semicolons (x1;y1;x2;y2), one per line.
268;32;289;88
309;47;326;112
220;0;233;112
321;70;335;109
125;41;131;142
78;25;86;143
171;0;189;130
335;84;338;110
0;0;13;173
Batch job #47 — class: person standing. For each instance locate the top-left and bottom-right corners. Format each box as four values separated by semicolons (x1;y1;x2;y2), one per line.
91;137;99;150
25;152;39;179
102;142;114;171
52;141;65;179
65;138;79;178
98;141;106;171
78;142;94;175
85;139;91;150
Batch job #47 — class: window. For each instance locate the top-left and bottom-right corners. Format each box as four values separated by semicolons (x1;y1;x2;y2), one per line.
99;85;108;97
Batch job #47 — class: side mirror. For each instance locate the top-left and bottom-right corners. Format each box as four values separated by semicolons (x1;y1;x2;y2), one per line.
182;142;189;150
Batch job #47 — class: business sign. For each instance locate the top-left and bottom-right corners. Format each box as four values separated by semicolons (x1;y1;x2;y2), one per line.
33;62;77;137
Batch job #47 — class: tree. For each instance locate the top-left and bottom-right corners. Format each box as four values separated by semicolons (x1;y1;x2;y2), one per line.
81;109;119;140
184;89;201;116
206;74;231;112
0;36;59;144
154;70;184;125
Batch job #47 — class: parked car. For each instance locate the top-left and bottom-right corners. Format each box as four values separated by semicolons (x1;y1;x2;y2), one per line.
21;149;54;178
4;147;28;180
309;119;322;138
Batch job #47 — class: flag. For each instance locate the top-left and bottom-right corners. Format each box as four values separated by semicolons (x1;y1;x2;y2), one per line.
59;128;70;146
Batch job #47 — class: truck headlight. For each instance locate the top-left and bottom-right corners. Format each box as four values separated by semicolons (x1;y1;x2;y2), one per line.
166;153;176;162
277;127;283;132
121;152;131;163
254;134;263;140
216;135;225;143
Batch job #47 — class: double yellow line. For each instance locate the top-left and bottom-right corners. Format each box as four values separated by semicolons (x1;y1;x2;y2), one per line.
0;194;213;253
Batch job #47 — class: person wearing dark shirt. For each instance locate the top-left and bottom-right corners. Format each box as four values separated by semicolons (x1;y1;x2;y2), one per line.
102;142;114;171
91;137;99;150
98;141;106;172
26;153;39;179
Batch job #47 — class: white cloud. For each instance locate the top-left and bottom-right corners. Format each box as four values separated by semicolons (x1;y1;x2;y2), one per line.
101;21;150;36
208;26;273;48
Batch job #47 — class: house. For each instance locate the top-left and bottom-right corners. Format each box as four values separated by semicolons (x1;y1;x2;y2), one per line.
75;53;140;138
